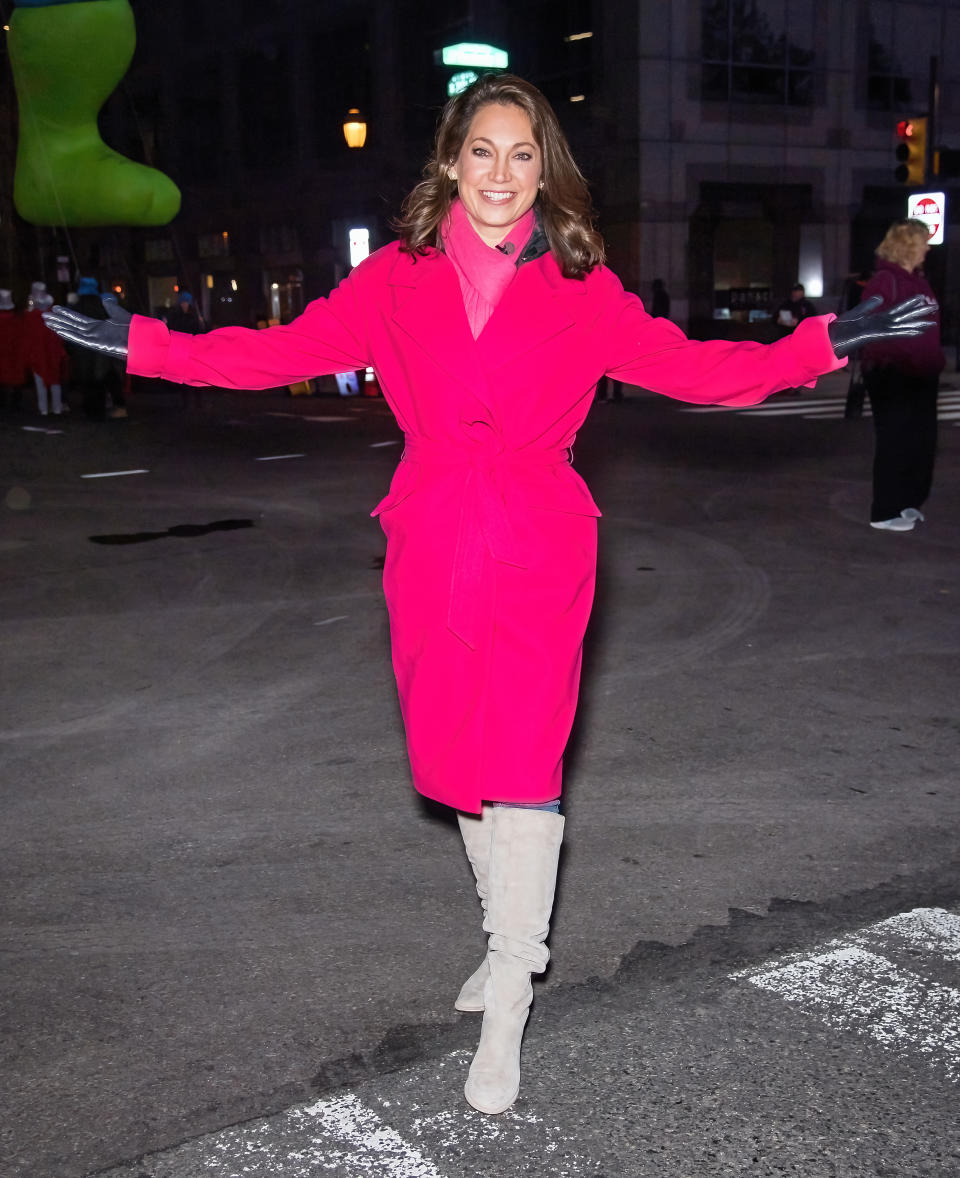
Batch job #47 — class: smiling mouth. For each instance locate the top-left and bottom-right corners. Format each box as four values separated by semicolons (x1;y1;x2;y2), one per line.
481;190;515;203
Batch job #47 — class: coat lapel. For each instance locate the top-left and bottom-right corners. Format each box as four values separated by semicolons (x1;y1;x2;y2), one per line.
388;248;478;390
476;253;585;373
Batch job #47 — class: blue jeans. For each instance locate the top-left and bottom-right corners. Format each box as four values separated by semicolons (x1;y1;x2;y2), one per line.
492;799;562;814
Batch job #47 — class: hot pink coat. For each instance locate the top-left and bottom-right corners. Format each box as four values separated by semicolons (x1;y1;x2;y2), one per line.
127;242;844;813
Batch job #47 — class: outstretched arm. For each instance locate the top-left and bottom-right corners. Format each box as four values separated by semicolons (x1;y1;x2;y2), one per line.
601;282;935;408
44;268;371;389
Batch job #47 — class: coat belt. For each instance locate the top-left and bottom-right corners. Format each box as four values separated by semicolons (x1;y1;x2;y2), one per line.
401;438;571;650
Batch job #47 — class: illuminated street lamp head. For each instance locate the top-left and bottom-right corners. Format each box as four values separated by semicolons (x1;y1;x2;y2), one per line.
343;109;367;149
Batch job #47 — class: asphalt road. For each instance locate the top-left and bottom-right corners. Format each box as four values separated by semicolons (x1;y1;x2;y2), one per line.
2;373;958;1177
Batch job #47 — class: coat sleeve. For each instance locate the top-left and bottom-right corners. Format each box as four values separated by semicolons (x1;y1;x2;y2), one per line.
601;279;845;407
127;264;371;388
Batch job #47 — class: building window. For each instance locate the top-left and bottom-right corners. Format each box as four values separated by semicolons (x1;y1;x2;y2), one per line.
145;239;175;263
525;0;595;107
702;0;815;106
864;3;941;112
198;231;231;258
259;225;300;256
867;40;913;111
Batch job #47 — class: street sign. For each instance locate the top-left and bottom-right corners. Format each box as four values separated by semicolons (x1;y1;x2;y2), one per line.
441;43;509;69
447;70;478;96
907;191;946;244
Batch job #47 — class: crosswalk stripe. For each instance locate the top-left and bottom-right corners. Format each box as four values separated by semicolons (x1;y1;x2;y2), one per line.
681;395;960;421
852;907;960;961
733;907;960;1080
743;947;960;1079
294;1093;445;1177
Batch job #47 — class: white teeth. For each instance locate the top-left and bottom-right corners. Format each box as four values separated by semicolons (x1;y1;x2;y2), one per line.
482;191;513;202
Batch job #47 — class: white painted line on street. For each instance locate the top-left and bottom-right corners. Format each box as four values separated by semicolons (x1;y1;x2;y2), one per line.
80;469;150;479
857;907;960;962
743;947;960;1079
682;397;844;414
801;410;867;418
733;907;960;1080
264;412;354;422
370;440;402;448
296;1093;444;1177
255;453;305;462
740;405;840;415
314;615;349;626
22;425;64;434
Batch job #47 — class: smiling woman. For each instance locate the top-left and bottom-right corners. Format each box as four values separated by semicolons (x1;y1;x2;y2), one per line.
41;70;935;1123
395;72;604;278
447;105;542;247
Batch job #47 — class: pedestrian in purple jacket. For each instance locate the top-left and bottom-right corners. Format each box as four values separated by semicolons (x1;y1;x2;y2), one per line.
861;219;944;531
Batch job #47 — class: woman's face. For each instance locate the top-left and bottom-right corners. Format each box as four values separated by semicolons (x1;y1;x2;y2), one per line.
449;103;542;247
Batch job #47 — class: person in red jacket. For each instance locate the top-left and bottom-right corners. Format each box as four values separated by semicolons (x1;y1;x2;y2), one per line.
0;289;28;411
23;281;67;416
860;219;944;531
43;74;934;1117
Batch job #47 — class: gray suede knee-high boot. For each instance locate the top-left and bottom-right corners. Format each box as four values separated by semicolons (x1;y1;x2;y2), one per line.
464;807;564;1114
456;807;493;1012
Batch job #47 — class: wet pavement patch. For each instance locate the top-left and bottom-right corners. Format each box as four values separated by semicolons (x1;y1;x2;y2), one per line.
89;519;255;545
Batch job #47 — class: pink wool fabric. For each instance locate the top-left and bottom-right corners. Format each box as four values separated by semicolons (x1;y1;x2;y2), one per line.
440;199;535;337
127;240;845;813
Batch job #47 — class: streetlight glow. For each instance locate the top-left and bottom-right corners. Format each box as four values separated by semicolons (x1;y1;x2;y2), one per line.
343;109;367;149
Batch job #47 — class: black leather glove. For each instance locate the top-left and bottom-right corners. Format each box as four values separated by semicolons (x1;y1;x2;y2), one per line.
828;294;936;359
42;300;131;358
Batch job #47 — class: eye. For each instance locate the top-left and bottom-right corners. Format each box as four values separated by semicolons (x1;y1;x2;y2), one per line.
515;152;533;162
471;146;490;157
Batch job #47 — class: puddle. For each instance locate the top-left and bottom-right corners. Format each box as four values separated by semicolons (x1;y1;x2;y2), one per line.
89;519;255;545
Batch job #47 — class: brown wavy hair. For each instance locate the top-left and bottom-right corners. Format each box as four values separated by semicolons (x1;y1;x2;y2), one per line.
394;74;605;279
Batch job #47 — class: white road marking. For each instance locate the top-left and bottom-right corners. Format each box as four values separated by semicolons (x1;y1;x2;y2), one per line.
314;615;348;626
296;1093;444;1177
80;469;150;479
734;907;960;1079
22;425;64;434
264;412;354;422
370;440;402;448
682;391;960;422
255;453;305;461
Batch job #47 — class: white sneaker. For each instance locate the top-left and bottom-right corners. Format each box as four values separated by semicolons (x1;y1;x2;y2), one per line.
870;517;915;531
900;508;925;522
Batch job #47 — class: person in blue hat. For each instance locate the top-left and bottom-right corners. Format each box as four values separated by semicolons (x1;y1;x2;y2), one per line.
167;291;201;335
70;277;127;418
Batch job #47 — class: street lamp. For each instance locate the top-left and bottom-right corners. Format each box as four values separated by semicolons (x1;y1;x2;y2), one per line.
342;109;367;149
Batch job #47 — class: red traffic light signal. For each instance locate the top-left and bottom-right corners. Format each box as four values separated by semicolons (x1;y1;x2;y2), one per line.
895;117;927;185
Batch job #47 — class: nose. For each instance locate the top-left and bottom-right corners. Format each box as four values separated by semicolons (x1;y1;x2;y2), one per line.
490;153;511;183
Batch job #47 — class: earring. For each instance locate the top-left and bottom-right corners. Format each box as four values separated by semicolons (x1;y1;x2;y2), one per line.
538;180;544;190
448;169;458;182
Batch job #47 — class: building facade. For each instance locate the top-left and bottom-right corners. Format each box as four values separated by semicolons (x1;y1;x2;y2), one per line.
2;0;960;341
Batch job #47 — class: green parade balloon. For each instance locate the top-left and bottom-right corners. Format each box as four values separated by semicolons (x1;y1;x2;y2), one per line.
8;0;181;227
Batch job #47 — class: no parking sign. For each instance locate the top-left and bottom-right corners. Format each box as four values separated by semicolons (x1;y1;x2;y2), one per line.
907;191;945;244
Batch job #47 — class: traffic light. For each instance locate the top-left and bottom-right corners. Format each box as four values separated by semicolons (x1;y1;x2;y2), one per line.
895;117;927;185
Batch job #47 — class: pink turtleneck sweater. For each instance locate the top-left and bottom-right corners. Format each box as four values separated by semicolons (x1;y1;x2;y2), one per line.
440;199;536;338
